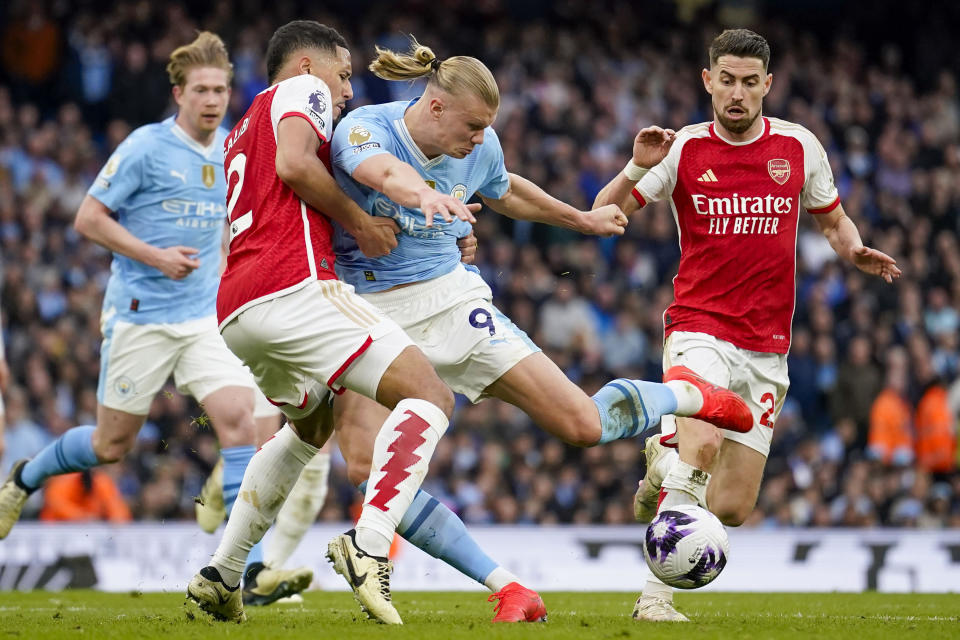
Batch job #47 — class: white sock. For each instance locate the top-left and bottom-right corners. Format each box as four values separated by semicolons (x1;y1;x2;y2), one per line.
664;380;703;416
484;566;521;592
641;575;673;601
264;451;330;569
355;398;448;556
658;460;710;511
211;424;318;586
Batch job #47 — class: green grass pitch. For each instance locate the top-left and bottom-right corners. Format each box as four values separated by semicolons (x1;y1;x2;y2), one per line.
0;591;956;639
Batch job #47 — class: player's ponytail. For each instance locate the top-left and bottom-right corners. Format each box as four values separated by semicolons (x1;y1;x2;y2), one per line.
370;37;499;110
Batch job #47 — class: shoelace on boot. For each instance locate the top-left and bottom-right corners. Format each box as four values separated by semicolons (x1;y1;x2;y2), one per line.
376;560;394;602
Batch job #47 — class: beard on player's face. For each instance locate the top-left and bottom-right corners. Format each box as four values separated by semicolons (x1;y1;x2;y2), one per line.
714;100;760;134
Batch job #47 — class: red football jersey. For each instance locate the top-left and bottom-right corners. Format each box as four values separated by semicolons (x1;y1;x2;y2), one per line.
217;74;339;327
632;117;840;354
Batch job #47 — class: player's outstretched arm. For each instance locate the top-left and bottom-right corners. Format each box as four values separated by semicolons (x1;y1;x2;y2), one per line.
480;173;626;237
814;203;902;283
593;126;676;215
74;194;200;280
352;154;479;228
276;117;399;258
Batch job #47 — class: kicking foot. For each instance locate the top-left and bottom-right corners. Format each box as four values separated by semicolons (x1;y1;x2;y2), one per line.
186;566;245;623
194;457;226;534
489;582;547;622
242;563;313;606
664;366;752;433
326;530;402;624
632;594;689;622
634;432;672;522
0;460;33;539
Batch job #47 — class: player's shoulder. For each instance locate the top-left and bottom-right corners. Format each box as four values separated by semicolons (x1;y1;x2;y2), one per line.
766;117;821;146
677;121;712;140
345;101;404;125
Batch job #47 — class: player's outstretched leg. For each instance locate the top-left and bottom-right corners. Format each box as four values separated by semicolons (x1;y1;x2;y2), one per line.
195;457;226;533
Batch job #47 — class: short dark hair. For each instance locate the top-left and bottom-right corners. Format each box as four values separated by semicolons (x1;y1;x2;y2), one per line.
709;29;770;70
266;20;348;83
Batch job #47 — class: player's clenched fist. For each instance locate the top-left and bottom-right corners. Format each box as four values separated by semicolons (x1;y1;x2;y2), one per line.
583;204;628;237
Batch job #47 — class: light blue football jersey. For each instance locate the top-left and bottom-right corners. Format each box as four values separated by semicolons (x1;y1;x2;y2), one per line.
88;116;228;324
331;99;510;292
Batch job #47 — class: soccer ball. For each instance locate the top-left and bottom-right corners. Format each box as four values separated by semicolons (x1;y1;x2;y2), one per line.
643;504;729;589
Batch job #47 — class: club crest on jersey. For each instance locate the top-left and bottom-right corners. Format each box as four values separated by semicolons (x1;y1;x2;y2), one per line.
768;159;790;185
202;164;216;188
348;125;371;146
450;183;468;201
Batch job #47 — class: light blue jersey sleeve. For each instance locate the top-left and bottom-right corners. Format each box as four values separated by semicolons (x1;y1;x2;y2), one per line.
89;134;149;211
332;117;395;177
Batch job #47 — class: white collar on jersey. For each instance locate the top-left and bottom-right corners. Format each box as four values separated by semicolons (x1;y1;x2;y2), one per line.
392;114;446;170
712;117;768;146
170;120;219;159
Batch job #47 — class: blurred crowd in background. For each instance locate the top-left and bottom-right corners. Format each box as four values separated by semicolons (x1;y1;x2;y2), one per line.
1;0;958;530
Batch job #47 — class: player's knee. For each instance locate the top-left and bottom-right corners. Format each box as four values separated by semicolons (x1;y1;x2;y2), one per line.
711;497;753;527
419;377;454;417
560;405;602;448
211;405;256;447
347;461;371;488
92;435;133;464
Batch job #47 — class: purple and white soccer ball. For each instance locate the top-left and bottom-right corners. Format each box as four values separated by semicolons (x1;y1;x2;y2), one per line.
643;504;729;589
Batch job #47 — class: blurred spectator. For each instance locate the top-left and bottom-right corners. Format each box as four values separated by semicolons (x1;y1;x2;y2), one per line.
868;347;914;466
40;469;132;523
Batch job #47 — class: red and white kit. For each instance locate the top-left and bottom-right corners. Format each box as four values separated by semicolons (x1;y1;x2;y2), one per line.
218;74;410;417
634;117;839;453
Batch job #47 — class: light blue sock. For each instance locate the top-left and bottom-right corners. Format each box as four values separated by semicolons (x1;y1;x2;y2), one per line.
593;379;677;444
20;425;99;490
358;481;497;584
222;445;264;567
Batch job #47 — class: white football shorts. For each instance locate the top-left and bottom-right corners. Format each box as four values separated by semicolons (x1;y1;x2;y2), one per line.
98;314;260;415
659;331;789;456
220;279;414;421
360;264;540;403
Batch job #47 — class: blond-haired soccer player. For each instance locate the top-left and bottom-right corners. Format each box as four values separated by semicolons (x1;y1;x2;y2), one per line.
0;31;308;606
594;28;900;621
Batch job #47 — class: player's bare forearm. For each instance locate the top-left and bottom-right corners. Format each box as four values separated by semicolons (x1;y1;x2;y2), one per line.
815;203;901;282
593;172;641;216
74;195;165;268
483;173;584;231
356;155;436;209
815;205;862;263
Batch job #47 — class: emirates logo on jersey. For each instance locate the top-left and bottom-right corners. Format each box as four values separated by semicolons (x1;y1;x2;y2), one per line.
768;159;790;185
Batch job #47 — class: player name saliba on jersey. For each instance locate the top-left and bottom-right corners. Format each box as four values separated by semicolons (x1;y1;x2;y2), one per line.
691;193;793;236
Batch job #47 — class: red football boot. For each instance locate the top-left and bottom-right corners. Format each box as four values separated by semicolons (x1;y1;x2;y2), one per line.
488;582;547;622
664;365;753;433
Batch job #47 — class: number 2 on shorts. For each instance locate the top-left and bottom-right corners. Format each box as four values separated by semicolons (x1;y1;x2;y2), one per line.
759;392;776;428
